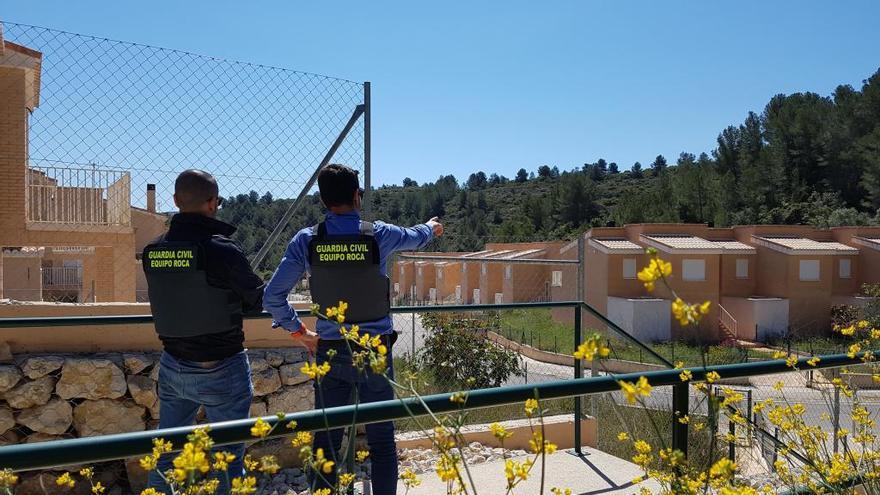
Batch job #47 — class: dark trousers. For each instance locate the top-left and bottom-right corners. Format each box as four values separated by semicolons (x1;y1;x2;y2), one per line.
312;335;397;495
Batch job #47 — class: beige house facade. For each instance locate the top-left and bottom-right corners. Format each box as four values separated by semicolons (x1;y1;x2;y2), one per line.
0;36;167;303
395;224;880;343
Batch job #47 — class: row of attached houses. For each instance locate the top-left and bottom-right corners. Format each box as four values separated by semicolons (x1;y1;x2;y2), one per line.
392;242;571;305
395;224;880;343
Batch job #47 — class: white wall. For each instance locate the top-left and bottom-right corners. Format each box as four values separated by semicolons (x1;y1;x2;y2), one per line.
607;297;671;342
753;298;789;341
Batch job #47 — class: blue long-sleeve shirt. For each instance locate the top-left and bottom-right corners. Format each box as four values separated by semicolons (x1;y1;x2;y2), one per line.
263;211;434;339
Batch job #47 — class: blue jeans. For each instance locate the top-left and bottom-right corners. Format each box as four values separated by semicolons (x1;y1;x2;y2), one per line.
147;351;253;495
312;338;397;495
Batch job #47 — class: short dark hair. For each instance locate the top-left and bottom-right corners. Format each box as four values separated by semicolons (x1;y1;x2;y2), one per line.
317;164;360;208
175;169;219;210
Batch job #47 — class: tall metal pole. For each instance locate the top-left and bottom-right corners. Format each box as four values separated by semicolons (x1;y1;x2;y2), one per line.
574;235;585;454
362;81;372;220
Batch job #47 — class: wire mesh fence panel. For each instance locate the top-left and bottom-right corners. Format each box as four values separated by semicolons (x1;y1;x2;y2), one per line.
0;21;366;302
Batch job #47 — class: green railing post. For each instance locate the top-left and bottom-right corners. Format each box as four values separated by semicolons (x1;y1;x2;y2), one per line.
574;235;584;455
573;294;583;455
728;416;736;461
672;383;689;457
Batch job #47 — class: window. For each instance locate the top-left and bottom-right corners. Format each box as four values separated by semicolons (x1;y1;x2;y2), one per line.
438;269;444;280
473;289;481;302
481;264;487;276
799;260;820;281
400;265;405;276
682;259;706;281
418;266;423;276
839;259;852;279
622;258;637;279
504;265;512;280
494;293;504;304
394;283;400;293
551;270;563;287
736;259;749;279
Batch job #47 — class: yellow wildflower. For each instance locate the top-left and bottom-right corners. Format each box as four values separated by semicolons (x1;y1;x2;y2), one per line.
140;489;161;495
637;257;672;292
679;369;693;382
172;443;210;482
524;398;539;417
313;448;335;474
551;488;572;495
313;490;331;495
436;453;461;482
529;431;558;455
785;355;798;368
573;334;610;361
212;452;236;471
244;455;259;472
92;482;106;495
848;343;861;359
339;473;356;487
139;454;158;471
400;468;421;488
839;325;856;336
79;468;94;480
0;470;19;489
300;361;331;380
671;298;711;326
356;450;370;463
706;371;721;384
258;455;280;475
619;376;652;404
678;415;690;424
449;392;467;404
290;431;313;448
56;473;76;489
490;422;513;441
250;418;272;439
617;432;629;441
230;476;257;495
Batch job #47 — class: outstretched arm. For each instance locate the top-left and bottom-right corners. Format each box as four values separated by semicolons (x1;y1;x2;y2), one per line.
263;232;308;332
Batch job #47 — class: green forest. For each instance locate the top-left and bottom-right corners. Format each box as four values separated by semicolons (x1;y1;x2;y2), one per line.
219;69;880;274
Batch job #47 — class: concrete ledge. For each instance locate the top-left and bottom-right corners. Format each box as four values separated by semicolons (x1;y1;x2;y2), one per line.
396;413;597;451
488;331;752;385
0;302;316;352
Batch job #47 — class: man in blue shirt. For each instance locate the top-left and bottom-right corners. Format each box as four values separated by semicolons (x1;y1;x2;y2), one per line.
263;164;442;494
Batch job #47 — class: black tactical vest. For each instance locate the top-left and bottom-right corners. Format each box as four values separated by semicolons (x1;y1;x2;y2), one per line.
142;238;242;338
308;221;390;323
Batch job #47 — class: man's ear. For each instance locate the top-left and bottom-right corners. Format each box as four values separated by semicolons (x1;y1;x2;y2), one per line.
173;194;180;209
353;189;362;209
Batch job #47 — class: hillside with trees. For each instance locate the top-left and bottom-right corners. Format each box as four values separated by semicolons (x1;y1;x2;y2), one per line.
220;69;880;273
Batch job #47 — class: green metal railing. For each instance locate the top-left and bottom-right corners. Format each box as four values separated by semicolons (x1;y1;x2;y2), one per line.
0;350;869;473
0;302;868;494
0;300;679;458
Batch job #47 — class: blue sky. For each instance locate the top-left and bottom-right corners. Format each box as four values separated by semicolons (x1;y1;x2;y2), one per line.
5;1;880;188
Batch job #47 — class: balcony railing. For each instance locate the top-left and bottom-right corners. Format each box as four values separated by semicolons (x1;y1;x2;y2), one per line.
26;165;131;227
41;266;82;288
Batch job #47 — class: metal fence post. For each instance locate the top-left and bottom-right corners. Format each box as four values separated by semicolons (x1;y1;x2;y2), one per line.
574;235;585;455
362;81;372;220
833;373;841;454
728;417;736;461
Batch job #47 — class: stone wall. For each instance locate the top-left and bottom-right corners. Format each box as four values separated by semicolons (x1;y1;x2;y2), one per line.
0;347;315;493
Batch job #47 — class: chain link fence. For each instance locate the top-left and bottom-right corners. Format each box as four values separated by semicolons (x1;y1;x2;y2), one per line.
0;21;368;303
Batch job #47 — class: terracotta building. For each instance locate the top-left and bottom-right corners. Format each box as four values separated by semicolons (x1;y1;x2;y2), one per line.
0;35;166;303
396;224;880;343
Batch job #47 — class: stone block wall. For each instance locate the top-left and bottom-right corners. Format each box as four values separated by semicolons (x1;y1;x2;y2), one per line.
0;348;314;451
